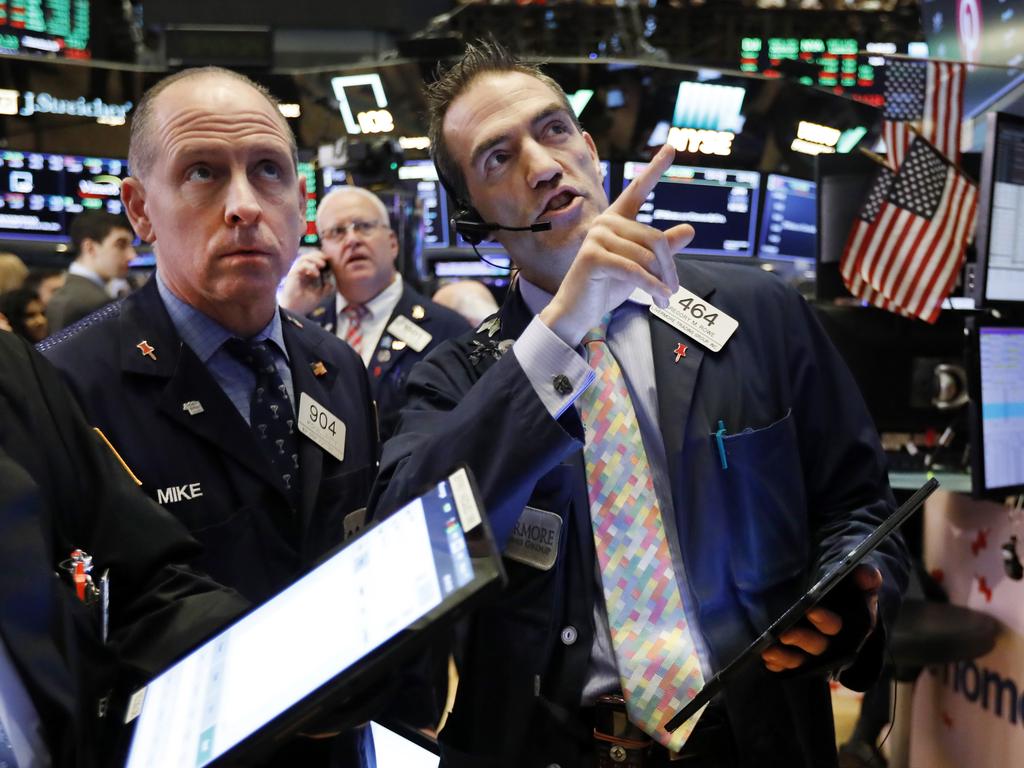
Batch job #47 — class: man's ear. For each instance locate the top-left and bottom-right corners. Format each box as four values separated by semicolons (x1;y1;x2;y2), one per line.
297;173;308;231
121;177;155;243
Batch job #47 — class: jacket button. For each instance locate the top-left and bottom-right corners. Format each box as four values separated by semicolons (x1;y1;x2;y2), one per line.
560;626;578;645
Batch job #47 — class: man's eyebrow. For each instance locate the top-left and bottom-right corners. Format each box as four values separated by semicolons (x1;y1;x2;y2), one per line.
468;103;570;168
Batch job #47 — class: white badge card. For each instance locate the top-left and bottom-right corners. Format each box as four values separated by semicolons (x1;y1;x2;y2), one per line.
449;467;482;533
650;285;739;353
386;316;433;353
297;392;346;461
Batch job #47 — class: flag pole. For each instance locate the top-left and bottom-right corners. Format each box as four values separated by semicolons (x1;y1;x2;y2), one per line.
857;51;1024;72
857;147;893;170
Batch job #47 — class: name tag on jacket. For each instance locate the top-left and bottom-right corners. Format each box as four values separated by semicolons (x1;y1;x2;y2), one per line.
504;506;562;571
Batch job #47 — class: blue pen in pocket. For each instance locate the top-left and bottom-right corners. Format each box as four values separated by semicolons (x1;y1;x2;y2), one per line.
715;420;728;470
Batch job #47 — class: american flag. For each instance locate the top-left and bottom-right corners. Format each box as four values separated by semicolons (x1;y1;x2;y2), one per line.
840;163;901;311
856;137;978;323
883;59;965;167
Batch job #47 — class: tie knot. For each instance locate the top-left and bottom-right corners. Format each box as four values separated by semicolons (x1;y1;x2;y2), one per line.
343;303;369;321
223;338;278;375
581;312;613;347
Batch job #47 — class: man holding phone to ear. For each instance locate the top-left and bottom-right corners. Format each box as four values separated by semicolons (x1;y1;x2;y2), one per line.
370;41;908;767
280;185;469;440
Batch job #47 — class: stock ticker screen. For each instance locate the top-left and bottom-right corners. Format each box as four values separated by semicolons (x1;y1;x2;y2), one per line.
0;0;90;59
399;160;449;249
0;151;126;241
623;162;760;258
757;174;816;262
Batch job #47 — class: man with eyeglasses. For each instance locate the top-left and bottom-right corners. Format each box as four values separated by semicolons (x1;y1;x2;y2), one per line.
281;186;470;439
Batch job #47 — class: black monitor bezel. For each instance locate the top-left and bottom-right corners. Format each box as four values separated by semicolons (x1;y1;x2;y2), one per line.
967;316;1024;498
971;111;1024;310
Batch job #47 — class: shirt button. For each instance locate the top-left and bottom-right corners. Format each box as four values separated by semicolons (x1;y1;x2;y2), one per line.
560;626;578;645
552;374;572;396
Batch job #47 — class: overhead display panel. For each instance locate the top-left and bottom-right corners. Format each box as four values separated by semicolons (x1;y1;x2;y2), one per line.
0;0;90;59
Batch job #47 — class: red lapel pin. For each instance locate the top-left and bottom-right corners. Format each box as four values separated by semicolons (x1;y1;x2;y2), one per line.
136;340;157;360
673;342;687;363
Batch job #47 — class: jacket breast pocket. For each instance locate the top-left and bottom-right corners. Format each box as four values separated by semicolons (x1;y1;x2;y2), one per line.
717;409;809;592
308;463;375;555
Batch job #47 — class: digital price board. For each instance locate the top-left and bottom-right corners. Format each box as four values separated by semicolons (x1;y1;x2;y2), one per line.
0;150;126;241
0;0;91;59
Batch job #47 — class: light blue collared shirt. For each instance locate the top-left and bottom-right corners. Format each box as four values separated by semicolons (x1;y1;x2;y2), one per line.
0;636;50;767
156;273;295;425
511;278;711;704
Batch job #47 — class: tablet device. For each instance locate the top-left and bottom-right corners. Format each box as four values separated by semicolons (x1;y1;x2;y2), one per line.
122;466;504;767
665;477;938;733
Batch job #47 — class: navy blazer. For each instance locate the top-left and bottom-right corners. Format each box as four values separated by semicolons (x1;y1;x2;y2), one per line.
309;281;470;440
0;333;244;767
39;277;379;605
370;258;909;768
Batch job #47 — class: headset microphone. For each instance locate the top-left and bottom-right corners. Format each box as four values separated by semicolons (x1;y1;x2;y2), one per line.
450;216;552;246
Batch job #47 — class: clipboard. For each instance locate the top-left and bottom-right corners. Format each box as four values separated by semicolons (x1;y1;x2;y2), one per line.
665;477;938;733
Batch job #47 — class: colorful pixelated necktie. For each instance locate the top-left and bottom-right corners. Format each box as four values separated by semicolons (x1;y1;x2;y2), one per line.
577;316;706;751
342;303;370;355
223;338;301;511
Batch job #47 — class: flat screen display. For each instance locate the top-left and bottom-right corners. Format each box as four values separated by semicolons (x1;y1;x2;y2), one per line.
975;326;1024;495
0;151;127;242
980;115;1024;303
622;162;760;257
399;160;449;249
757;174;816;261
125;469;497;768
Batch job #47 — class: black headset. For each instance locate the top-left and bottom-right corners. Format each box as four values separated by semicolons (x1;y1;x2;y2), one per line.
436;166;552;246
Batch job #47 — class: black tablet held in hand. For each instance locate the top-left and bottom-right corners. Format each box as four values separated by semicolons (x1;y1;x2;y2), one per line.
665;477;938;733
122;466;504;767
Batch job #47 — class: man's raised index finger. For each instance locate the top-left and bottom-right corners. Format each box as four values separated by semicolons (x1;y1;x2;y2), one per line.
609;143;676;218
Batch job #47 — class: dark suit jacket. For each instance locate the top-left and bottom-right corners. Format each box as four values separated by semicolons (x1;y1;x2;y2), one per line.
39;276;379;603
45;272;113;333
370;258;909;768
310;281;470;440
0;332;244;767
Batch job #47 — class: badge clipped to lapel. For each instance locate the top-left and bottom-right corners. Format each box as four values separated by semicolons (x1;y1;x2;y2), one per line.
650;285;739;353
504;507;562;571
182;400;205;416
297;392;346;461
386;315;432;352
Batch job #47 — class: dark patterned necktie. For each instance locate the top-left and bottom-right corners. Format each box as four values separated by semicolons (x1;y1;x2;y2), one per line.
223;338;301;510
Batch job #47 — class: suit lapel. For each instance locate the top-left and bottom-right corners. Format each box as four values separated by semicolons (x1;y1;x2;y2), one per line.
120;280;282;493
649;262;718;507
281;312;341;533
369;284;422;382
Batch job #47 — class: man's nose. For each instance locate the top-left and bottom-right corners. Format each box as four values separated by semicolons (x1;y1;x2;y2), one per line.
223;172;262;225
522;139;562;190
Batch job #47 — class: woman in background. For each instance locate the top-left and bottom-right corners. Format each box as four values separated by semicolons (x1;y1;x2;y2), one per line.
0;288;49;343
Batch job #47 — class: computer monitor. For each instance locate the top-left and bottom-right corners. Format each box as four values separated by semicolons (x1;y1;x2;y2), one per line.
0;151;128;242
757;174;816;262
399;160;449;249
622;162;760;258
972;112;1024;306
968;319;1024;497
814;152;880;301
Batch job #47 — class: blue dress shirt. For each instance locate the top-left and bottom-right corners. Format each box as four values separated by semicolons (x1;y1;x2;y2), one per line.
156;273;295;425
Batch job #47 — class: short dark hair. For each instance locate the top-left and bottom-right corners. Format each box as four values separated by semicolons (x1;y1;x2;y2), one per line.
426;39;581;204
0;287;41;340
129;66;298;181
69;211;133;254
24;267;64;292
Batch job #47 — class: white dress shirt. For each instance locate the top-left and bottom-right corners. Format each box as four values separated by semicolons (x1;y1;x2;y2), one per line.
334;274;405;367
